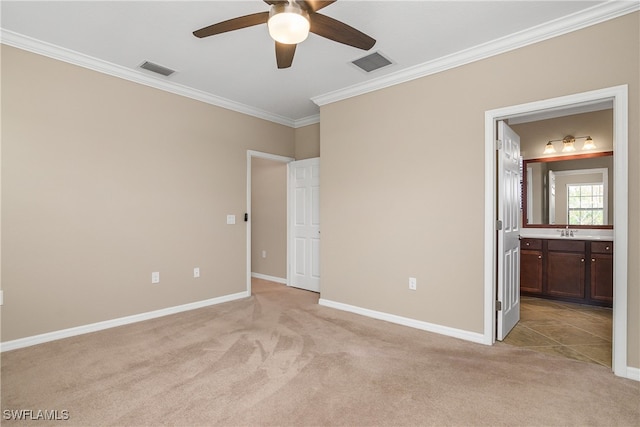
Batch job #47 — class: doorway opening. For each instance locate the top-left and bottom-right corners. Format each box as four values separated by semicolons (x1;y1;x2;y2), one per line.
246;150;294;296
483;85;629;378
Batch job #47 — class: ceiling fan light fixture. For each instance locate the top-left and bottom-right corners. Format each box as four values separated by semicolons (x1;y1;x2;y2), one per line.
268;3;310;45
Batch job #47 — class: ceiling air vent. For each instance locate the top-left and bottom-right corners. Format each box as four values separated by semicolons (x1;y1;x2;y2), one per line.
351;52;392;73
139;61;175;77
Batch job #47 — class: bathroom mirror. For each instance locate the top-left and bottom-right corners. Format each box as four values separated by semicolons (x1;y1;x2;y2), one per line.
522;151;613;228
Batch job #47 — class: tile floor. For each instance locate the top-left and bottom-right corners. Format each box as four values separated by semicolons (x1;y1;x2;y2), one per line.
502;296;612;368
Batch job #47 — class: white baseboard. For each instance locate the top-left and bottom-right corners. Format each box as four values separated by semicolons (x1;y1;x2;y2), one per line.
624;366;640;382
0;291;249;352
251;272;287;285
318;298;486;345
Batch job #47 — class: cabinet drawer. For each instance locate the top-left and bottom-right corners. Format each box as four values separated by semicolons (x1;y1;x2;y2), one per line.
591;241;613;254
548;239;585;253
520;238;542;250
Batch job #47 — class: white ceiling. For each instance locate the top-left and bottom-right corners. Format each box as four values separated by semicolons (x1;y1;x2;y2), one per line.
1;1;635;127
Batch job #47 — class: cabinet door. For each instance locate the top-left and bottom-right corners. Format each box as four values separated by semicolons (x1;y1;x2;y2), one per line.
547;252;585;299
520;250;543;294
591;253;613;304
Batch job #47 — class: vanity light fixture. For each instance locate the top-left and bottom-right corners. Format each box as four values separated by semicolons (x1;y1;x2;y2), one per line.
562;136;576;152
544;135;595;154
582;136;596;150
543;141;556;154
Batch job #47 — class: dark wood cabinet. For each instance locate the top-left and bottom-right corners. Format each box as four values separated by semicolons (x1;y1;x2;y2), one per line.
547;240;586;299
520;239;543;294
590;242;613;304
520;238;612;307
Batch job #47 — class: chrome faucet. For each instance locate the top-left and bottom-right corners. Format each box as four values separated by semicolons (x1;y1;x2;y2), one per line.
558;227;577;237
558;226;577;237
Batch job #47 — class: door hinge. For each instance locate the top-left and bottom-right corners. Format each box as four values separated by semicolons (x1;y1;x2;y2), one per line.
496;301;502;311
495;139;503;150
496;220;503;230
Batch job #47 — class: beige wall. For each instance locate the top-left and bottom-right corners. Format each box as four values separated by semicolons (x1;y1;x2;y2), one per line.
294;123;320;160
1;45;295;341
513;109;613;160
251;158;287;279
320;13;639;367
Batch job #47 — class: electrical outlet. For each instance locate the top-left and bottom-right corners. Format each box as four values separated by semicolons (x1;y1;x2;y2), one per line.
194;267;200;278
261;250;267;259
409;277;417;291
151;272;160;284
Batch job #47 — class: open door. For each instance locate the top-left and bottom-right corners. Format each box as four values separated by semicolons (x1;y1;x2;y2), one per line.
288;158;320;292
497;121;521;340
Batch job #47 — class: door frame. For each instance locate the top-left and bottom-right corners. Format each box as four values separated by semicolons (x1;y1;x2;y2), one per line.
246;150;295;296
483;85;629;378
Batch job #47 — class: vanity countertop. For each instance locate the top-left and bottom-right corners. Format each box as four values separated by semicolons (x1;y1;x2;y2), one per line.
520;229;614;241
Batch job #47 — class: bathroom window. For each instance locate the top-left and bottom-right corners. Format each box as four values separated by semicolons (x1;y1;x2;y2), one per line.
567;183;605;225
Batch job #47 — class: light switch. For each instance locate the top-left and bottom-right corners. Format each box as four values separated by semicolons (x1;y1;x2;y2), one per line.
227;215;236;225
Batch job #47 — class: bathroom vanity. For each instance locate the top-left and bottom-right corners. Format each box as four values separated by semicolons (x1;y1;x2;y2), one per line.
520;236;613;307
520;151;614;308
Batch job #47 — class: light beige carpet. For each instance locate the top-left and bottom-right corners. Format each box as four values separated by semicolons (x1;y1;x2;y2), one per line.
2;279;638;426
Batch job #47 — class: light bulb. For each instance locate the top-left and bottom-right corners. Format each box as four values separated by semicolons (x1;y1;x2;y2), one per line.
268;4;310;44
582;137;596;150
543;142;556;154
562;140;576;152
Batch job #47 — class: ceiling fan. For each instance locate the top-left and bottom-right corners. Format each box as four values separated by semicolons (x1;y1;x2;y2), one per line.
193;0;376;69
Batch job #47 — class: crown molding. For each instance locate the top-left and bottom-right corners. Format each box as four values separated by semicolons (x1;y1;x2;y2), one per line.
0;29;297;128
293;114;320;128
312;1;640;107
3;2;636;124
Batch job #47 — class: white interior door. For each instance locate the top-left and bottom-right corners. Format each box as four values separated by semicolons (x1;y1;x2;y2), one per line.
497;121;521;340
288;158;320;292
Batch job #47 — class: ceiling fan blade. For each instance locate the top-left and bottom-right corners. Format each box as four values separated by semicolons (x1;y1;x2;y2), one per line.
297;1;337;12
309;13;375;50
275;42;296;69
263;0;288;5
193;12;269;38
